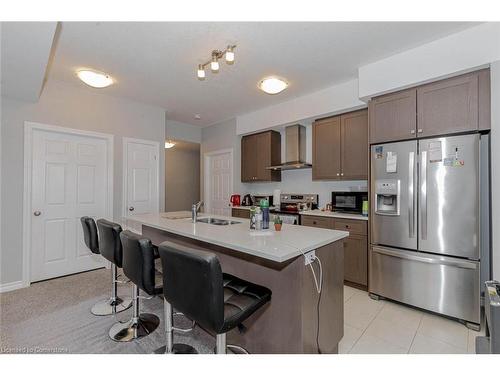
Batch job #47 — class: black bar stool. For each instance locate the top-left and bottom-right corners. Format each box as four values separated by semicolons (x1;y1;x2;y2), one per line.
158;241;272;354
108;230;162;342
80;217;132;316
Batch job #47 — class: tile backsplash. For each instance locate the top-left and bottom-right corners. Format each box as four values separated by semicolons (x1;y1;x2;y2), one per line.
242;168;367;208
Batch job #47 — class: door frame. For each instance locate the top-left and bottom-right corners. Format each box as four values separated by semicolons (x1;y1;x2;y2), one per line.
203;148;234;215
23;121;114;288
122;137;161;218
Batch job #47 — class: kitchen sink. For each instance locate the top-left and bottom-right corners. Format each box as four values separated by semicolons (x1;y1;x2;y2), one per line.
196;217;241;226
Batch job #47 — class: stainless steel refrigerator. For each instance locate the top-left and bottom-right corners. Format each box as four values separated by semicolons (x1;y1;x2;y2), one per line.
370;133;490;327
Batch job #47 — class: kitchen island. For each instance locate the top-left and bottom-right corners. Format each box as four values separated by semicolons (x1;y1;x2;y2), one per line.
125;212;349;354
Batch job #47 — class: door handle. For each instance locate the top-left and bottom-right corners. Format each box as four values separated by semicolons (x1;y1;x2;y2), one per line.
129;206;135;212
33;211;41;216
408;151;415;238
420;151;427;240
372;246;477;270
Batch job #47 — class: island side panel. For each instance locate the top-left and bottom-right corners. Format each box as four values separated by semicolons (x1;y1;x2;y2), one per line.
301;240;344;353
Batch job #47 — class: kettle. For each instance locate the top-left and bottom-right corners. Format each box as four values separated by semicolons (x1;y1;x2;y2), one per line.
242;194;253;206
230;194;241;207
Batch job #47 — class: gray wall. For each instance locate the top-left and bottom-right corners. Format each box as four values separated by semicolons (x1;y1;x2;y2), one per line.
1;80;166;285
166;119;202;144
165;141;200;211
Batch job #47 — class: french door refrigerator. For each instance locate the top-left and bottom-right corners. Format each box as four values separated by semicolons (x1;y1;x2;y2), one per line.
370;133;490;327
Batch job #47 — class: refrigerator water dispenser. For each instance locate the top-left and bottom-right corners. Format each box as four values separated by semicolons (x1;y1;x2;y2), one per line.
375;179;400;216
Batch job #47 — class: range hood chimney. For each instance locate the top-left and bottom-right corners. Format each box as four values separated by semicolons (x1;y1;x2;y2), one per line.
267;124;312;171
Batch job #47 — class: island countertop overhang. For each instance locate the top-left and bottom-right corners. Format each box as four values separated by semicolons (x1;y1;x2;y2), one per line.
124;212;349;263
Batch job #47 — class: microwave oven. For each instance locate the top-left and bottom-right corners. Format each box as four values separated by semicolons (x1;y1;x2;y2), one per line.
331;191;367;214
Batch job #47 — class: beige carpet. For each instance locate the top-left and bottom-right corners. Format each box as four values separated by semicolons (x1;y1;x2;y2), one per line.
0;269;214;354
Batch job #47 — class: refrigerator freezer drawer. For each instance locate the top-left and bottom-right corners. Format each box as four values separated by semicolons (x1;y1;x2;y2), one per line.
370;245;480;324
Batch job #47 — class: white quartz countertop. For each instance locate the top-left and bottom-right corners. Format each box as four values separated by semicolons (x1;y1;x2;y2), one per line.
300;210;369;221
125;212;349;263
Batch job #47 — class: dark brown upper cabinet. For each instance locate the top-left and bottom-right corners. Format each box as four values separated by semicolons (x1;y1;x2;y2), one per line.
341;110;368;180
313;109;368;181
417;72;478;138
241;130;281;183
312;116;341;180
368;89;417;144
369;69;490;144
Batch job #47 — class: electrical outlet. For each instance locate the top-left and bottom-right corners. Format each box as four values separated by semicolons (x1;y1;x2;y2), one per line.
304;250;315;265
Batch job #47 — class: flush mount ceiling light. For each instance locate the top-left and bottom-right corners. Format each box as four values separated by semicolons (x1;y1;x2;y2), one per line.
77;69;114;88
258;77;288;95
164;140;176;149
196;45;236;80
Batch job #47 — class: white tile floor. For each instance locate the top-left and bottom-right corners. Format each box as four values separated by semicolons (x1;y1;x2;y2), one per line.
340;286;484;354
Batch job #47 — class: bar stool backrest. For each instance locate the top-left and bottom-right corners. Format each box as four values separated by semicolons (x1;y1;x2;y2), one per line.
120;230;158;296
80;216;99;254
158;241;224;333
97;219;123;267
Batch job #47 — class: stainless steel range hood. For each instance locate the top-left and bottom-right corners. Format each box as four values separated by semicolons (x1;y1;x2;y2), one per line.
266;124;312;171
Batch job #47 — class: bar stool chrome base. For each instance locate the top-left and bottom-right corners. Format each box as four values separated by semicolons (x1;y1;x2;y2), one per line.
91;264;132;316
91;297;133;316
109;313;160;342
154;343;197;354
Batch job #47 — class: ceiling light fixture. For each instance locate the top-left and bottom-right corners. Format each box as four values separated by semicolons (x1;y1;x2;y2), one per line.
77;69;114;88
258;77;288;95
164;140;176;149
197;64;206;80
196;45;236;80
225;46;235;64
210;52;220;73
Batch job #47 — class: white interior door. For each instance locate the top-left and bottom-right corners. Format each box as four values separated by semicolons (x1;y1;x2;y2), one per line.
124;138;159;217
206;150;232;216
30;129;108;282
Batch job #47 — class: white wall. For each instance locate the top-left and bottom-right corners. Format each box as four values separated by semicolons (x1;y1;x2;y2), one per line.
358;22;500;99
165;118;202;144
1;80;166;285
236;79;365;135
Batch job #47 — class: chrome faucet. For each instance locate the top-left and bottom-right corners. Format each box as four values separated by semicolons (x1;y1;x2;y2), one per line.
192;201;204;223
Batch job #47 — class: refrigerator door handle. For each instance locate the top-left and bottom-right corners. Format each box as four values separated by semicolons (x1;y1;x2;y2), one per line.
372;246;478;270
420;150;427;240
408;151;415;238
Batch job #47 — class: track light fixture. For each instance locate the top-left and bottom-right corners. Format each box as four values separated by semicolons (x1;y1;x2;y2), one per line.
196;45;236;80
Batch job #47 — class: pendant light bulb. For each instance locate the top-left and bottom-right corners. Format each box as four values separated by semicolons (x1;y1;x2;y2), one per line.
197;64;205;80
225;46;235;64
211;52;219;72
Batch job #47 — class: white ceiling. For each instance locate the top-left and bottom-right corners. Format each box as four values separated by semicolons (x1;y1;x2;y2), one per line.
47;22;480;126
1;22;58;101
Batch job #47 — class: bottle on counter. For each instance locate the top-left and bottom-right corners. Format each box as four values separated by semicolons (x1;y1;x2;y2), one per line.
260;199;270;229
249;206;256;230
255;207;263;231
362;200;369;217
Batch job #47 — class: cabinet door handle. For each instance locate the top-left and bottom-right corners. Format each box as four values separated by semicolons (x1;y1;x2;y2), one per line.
336;173;340;176
418;129;423;133
410;129;416;134
33;211;42;216
341;173;344;176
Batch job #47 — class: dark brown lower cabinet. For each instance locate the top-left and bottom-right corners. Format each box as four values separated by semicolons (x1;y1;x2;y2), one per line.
301;215;368;289
343;234;368;287
231;208;250;219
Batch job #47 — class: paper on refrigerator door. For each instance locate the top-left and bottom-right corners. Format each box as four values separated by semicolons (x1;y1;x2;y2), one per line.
429;141;443;163
386;151;397;173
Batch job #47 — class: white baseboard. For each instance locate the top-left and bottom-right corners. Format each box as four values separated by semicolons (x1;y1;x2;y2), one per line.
0;280;25;293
